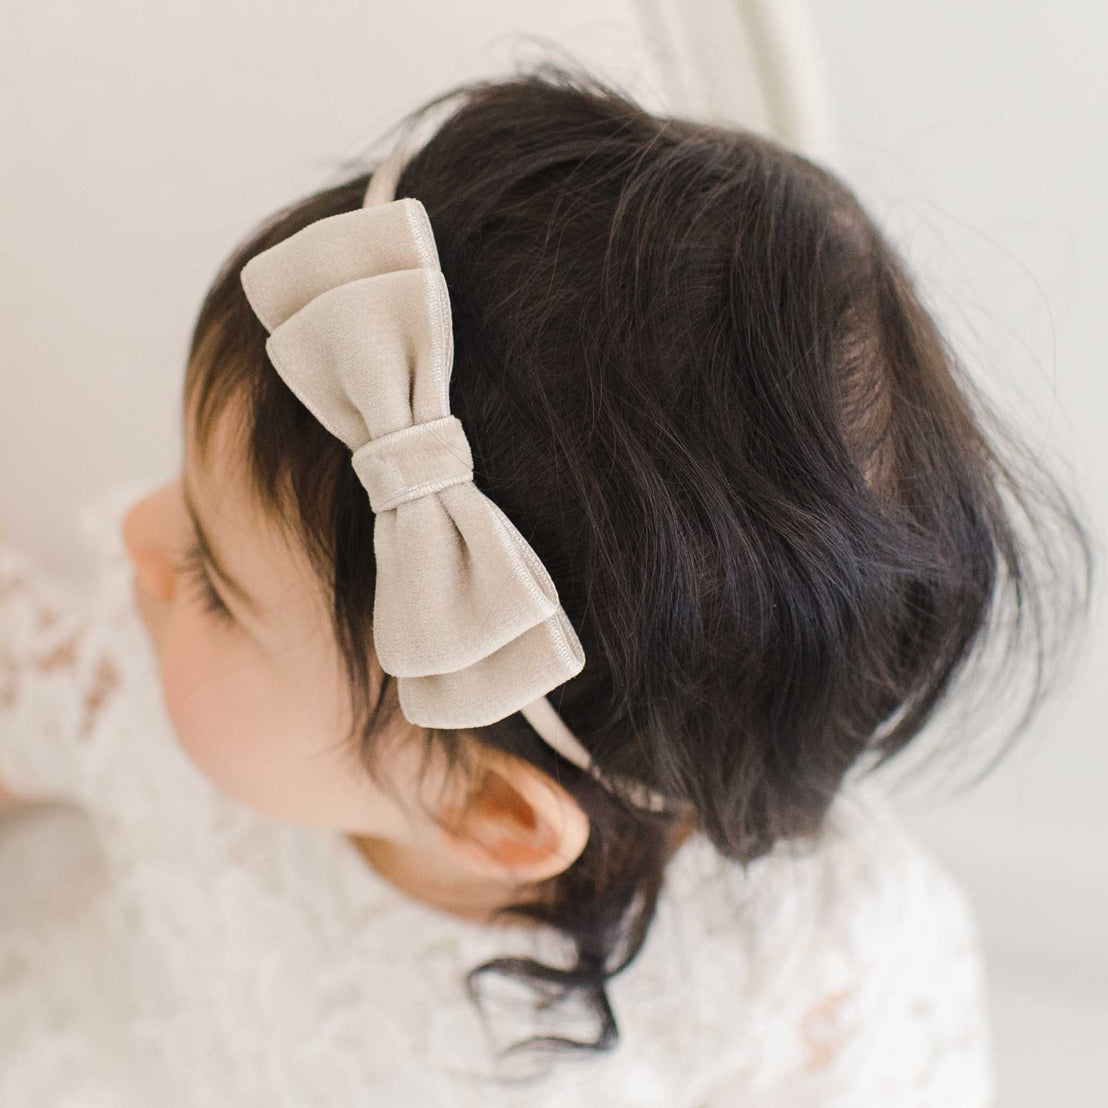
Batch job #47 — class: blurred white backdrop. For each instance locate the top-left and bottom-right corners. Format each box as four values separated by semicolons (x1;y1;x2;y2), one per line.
1;2;1104;1104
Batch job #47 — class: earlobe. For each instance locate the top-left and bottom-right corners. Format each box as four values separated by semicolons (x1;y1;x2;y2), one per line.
440;755;590;885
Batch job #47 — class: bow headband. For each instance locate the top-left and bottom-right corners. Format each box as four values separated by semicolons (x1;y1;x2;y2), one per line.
239;153;669;814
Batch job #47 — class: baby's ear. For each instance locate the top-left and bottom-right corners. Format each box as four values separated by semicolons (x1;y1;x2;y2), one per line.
437;749;590;885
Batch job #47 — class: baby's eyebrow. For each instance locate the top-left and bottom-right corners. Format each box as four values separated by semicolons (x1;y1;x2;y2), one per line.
181;474;265;622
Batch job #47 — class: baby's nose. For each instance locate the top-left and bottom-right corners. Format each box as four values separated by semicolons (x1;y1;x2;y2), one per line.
122;496;175;602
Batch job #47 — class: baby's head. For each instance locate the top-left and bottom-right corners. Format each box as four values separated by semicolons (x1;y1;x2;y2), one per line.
122;65;1091;1054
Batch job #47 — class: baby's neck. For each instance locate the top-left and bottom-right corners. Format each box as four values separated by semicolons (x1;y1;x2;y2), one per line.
346;834;546;928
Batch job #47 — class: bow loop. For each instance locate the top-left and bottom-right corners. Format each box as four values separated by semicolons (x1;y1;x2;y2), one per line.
367;485;572;684
262;269;453;448
241;199;440;331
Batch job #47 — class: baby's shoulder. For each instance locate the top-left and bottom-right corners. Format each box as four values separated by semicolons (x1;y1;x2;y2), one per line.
632;777;990;1099
663;776;978;970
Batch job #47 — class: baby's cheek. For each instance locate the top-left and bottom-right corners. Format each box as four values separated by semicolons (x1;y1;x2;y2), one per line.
158;627;271;810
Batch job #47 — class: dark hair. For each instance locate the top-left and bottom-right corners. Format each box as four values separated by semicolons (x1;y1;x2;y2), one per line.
183;63;1094;1065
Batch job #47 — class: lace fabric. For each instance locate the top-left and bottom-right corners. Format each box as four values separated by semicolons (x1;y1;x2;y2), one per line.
0;480;995;1106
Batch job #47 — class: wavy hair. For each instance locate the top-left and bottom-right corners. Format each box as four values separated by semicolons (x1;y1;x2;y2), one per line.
183;63;1094;1064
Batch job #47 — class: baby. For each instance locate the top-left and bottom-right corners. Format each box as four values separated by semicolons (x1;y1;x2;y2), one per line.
0;63;1092;1105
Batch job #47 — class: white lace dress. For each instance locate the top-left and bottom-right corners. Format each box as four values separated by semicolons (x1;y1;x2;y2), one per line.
0;479;995;1107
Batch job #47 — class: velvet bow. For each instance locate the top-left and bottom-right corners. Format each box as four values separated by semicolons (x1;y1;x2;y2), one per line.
240;197;586;730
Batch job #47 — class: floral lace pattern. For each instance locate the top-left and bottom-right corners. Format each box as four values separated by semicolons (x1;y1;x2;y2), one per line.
0;480;995;1106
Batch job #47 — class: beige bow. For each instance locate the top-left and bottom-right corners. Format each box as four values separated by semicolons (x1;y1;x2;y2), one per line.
238;168;670;813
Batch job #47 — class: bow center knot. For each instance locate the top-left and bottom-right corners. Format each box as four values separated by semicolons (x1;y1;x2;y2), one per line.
352;415;474;513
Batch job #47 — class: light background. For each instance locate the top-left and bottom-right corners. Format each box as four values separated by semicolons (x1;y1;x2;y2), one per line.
1;2;1103;1102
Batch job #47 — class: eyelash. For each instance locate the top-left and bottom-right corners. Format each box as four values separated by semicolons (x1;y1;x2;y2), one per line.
176;541;234;623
